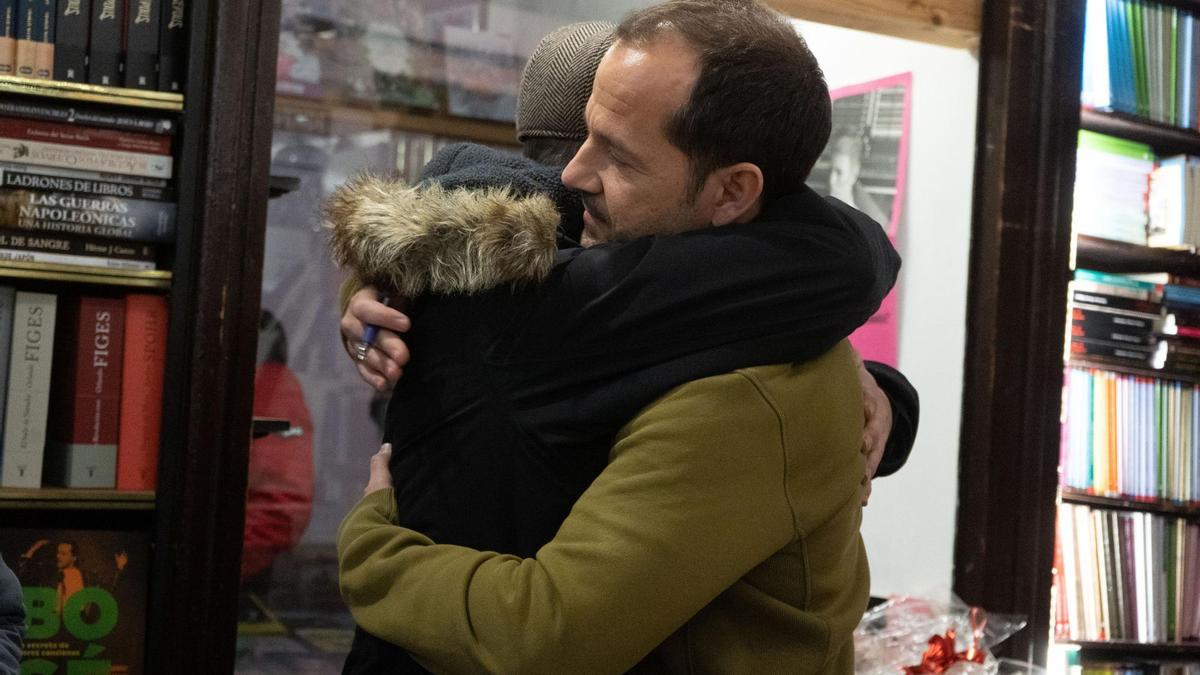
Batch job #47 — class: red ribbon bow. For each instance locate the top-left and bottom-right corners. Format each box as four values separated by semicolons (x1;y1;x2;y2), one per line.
902;608;988;674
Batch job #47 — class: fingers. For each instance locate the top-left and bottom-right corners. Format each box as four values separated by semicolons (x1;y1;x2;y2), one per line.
860;479;873;507
373;331;411;370
364;443;394;496
349;291;411;334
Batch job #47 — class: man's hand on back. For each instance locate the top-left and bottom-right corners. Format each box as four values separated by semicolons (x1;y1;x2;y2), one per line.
342;286;412;392
854;349;893;506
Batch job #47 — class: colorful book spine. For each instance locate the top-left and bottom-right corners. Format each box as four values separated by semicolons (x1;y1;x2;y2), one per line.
116;293;165;490
0;117;171;155
0;188;176;242
86;0;120;86
0;160;169;189
13;0;37;76
157;0;183;92
0;229;155;261
0;136;173;179
122;0;156;89
32;0;50;77
52;0;89;82
45;295;124;487
0;291;55;487
0;0;15;75
0;165;172;201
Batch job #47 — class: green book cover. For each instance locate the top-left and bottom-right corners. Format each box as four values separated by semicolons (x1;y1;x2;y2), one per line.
1131;1;1149;118
1076;129;1154;160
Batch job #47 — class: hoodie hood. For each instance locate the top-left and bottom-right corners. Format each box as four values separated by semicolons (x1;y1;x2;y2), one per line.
324;173;560;297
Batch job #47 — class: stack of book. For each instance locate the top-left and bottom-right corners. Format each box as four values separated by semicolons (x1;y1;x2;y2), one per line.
1061;366;1199;502
1148;155;1200;249
1068;269;1164;367
1054;504;1200;644
0;289;167;490
0;98;175;270
0;0;186;91
1081;0;1200;128
1074;131;1155;245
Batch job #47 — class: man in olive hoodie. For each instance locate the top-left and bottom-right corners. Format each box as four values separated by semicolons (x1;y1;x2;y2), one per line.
335;2;911;672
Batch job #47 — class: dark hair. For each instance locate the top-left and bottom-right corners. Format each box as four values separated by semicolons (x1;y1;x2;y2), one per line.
615;0;831;200
522;137;585;168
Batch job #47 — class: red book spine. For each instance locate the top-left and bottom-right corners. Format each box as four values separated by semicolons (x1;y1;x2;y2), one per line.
1173;325;1200;339
116;293;166;490
0;115;171;155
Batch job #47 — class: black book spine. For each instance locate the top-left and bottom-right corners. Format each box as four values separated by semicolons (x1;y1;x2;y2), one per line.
0;187;176;243
86;0;119;85
1069;337;1156;363
34;0;52;78
0;165;172;201
0;227;155;260
1072;290;1164;316
156;0;181;92
121;0;153;88
52;0;88;81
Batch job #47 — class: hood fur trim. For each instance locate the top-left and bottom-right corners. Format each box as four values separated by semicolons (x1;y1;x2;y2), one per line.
324;174;560;297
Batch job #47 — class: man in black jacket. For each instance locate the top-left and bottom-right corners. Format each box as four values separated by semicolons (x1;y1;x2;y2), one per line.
0;554;23;675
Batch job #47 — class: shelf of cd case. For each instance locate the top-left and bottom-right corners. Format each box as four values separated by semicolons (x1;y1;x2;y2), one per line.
0;75;184;111
0;261;171;289
1060;488;1200;519
0;488;156;511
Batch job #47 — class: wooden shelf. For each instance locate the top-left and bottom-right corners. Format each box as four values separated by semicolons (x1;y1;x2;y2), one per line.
1074;234;1200;277
1080;109;1200;156
1060;488;1200;518
0;75;184;111
274;94;518;146
1066;357;1200;385
1061;640;1200;659
0;488;155;511
0;261;171;289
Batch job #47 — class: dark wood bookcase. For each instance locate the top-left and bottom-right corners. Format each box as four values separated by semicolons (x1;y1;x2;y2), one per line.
0;0;281;672
956;0;1200;666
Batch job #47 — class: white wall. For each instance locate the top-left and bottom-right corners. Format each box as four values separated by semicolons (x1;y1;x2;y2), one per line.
793;19;979;598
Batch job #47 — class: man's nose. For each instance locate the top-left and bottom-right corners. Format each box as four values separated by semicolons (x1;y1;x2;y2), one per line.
562;141;599;194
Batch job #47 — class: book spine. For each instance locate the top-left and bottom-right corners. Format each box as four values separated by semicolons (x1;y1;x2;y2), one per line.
0;160;169;189
86;0;120;86
0;166;172;200
32;0;51;77
0;291;55;487
0;248;154;268
1070;337;1156;363
0;228;155;261
52;0;88;81
0;98;172;135
0;137;172;179
0;188;176;242
1073;289;1165;315
14;0;36;76
0;287;16;469
122;0;154;88
116;293;164;489
0;0;15;75
156;0;181;92
45;296;123;487
0;116;170;155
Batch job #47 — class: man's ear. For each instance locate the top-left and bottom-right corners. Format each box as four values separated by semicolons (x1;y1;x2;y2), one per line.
708;162;765;226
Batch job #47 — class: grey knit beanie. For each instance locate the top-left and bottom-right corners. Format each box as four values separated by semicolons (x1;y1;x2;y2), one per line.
516;21;617;143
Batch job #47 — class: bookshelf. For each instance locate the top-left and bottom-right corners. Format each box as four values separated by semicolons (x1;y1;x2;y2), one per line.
0;488;156;511
0;75;184;111
1060;488;1200;519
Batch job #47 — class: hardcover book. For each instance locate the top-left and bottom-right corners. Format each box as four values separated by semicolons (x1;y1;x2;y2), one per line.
0;164;172;201
0;160;170;189
0;98;174;136
116;293;165;490
157;0;183;92
32;0;51;77
14;0;37;76
0;116;171;155
0;187;176;242
0;290;55;487
52;0;89;81
122;0;156;88
0;0;15;74
86;0;120;86
0;137;173;179
45;295;124;487
0;527;147;673
0;228;156;261
0;287;16;465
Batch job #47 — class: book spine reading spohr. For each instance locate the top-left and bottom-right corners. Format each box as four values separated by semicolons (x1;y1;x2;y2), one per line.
51;0;86;81
0;291;55;487
0;165;172;200
122;0;155;88
0;229;155;261
32;0;51;77
116;293;165;490
157;0;182;92
86;0;119;85
0;137;173;179
0;160;169;189
0;116;171;155
0;188;176;242
14;0;36;76
0;0;15;74
45;295;124;487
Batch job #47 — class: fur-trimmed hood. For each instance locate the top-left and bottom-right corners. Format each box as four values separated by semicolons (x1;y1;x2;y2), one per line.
324;173;561;297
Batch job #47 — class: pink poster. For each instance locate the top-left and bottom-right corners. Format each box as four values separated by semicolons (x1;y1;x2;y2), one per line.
808;73;912;366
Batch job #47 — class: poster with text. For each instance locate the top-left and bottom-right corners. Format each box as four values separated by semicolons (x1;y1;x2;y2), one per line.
807;73;912;366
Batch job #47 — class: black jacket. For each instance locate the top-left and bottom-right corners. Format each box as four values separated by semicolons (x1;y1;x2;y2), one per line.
328;145;916;673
